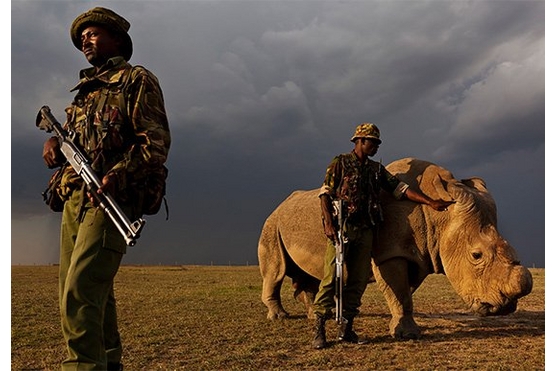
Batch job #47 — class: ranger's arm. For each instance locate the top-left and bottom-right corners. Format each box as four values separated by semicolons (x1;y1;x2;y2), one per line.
318;155;343;244
320;194;338;244
404;188;455;211
378;163;454;211
106;68;171;194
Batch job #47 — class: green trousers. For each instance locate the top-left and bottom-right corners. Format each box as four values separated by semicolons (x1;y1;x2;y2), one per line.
59;190;128;370
312;224;374;319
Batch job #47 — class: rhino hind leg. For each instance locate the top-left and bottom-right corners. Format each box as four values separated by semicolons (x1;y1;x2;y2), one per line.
260;260;290;320
258;217;290;320
262;279;290;320
372;257;422;340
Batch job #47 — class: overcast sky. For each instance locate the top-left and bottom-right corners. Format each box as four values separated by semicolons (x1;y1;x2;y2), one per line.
11;0;545;268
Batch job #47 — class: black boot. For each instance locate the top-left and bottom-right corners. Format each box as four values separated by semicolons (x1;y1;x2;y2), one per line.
338;318;369;344
107;362;123;371
312;314;327;349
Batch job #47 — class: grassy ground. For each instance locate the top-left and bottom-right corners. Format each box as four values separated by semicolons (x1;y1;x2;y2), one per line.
12;265;544;370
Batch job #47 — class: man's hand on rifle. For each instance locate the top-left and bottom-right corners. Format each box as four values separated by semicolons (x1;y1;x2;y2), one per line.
88;172;118;206
323;220;339;245
42;136;65;169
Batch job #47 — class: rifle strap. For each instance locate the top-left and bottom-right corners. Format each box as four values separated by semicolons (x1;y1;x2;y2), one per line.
162;196;169;221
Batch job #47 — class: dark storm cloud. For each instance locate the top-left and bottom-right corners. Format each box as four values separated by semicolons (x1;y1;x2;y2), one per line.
11;1;544;267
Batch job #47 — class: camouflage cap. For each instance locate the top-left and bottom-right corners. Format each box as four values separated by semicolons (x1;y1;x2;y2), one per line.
70;7;133;61
350;123;382;143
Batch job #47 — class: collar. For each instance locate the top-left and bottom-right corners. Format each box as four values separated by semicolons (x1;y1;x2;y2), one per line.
70;57;129;92
349;150;370;165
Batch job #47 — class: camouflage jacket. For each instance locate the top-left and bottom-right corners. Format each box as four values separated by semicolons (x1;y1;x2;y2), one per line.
59;57;171;204
319;151;408;225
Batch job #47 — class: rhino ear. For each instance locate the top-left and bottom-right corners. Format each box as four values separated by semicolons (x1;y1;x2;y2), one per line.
430;173;454;201
461;177;488;192
420;164;455;201
456;177;496;215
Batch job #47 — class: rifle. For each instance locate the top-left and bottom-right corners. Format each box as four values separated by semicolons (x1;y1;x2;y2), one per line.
333;199;348;325
36;105;146;247
369;158;384;226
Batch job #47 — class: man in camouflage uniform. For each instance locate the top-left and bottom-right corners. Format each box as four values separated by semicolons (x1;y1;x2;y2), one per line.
41;7;171;370
312;123;452;349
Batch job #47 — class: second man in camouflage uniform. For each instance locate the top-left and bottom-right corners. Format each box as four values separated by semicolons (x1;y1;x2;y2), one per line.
312;123;452;349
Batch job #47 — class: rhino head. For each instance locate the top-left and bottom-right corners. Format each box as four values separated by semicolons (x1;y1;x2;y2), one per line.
440;177;533;316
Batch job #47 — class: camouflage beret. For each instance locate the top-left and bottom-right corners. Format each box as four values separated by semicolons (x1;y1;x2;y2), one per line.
350;123;382;143
70;7;133;61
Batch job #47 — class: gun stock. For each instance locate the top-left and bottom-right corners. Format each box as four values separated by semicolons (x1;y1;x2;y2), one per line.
36;105;146;246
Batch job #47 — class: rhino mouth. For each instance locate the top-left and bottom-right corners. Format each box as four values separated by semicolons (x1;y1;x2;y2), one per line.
474;299;518;316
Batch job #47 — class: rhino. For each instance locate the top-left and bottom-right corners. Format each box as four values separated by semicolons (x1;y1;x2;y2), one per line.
258;157;533;339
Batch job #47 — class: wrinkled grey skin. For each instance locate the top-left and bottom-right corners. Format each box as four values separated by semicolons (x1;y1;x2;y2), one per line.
258;158;533;339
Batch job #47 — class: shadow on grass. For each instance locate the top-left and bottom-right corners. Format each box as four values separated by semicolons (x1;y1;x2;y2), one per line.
274;310;545;343
415;310;544;341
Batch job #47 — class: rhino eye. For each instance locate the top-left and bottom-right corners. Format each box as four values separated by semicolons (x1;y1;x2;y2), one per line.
471;252;483;260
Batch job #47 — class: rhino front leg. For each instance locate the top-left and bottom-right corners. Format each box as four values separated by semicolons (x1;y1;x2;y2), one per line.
372;258;421;339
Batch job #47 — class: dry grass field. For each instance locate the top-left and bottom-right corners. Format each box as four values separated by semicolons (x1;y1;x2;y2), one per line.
12;265;544;370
